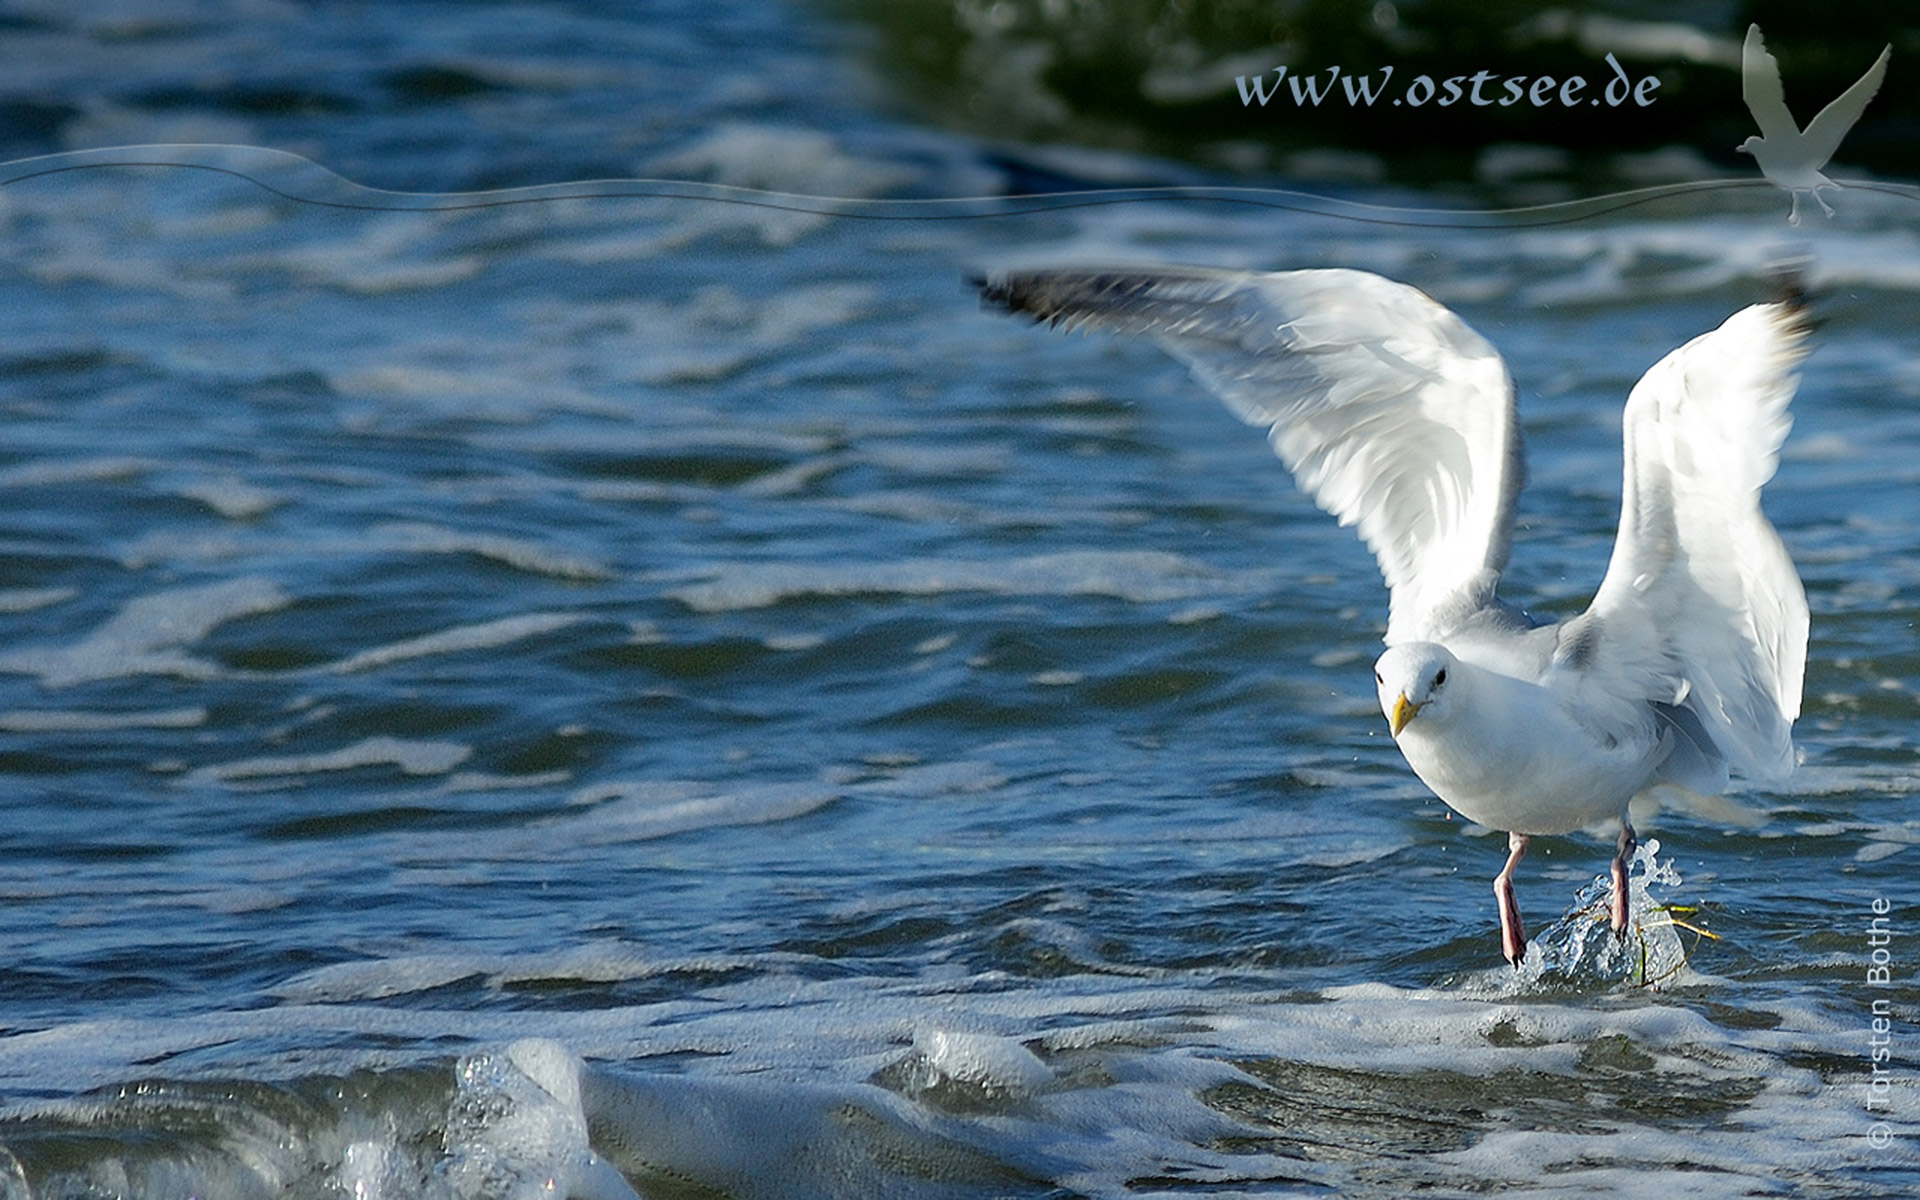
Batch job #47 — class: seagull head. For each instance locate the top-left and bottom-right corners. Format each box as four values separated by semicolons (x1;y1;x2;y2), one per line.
1374;643;1460;738
1735;135;1762;156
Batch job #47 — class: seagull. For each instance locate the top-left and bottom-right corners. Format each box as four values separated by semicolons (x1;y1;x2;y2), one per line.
977;266;1810;966
1738;23;1889;225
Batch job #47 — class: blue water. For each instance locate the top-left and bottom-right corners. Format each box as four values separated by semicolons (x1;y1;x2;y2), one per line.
1;3;1918;1197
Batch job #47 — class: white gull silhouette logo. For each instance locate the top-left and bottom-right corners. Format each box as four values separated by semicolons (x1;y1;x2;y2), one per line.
1738;24;1890;224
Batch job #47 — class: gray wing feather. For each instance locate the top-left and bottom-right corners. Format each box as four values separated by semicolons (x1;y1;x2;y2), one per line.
979;266;1524;642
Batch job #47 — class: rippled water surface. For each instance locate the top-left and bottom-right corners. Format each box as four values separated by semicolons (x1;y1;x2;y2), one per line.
1;3;1918;1197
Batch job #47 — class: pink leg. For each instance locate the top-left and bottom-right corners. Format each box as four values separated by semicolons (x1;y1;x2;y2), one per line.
1493;831;1530;967
1610;819;1637;938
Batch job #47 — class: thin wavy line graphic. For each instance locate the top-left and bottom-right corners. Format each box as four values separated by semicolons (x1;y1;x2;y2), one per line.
3;143;1914;230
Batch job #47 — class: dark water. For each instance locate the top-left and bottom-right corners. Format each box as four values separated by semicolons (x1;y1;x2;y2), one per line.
0;3;1916;1197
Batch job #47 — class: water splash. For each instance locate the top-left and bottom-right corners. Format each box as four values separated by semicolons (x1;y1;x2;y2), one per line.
431;1041;639;1200
1526;838;1705;989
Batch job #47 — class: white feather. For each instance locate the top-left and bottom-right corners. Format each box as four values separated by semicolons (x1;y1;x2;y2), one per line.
1590;301;1810;784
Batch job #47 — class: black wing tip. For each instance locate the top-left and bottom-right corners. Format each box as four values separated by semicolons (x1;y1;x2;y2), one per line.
970;269;1074;326
970;271;1020;314
1764;257;1820;336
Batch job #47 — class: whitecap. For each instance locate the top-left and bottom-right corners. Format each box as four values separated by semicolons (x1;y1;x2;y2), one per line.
262;214;483;294
912;1028;1053;1096
274;945;766;1004
329;363;618;420
1;966;1912;1196
847;760;1009;798
646;123;911;199
0;706;207;732
0;577;288;687
442;1039;639;1200
0;456;151;487
374;522;612;580
177;476;281;519
186;735;471;785
667;549;1237;613
0;587;77;613
610;282;874;384
327;612;590;673
637;123;914;248
556;780;838;845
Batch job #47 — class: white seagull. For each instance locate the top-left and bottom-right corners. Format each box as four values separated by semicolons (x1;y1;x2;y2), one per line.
978;267;1810;965
1738;23;1890;225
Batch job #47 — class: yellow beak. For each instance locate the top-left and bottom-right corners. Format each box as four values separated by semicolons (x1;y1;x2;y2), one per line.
1389;693;1422;736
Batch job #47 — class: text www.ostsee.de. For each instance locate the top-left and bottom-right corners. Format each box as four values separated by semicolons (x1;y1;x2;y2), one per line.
1236;53;1661;110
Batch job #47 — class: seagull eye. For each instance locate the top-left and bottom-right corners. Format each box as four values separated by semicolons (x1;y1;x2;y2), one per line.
1374;670;1383;684
1434;668;1448;687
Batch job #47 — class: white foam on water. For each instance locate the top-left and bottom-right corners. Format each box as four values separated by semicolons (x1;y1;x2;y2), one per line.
0;576;289;686
1167;604;1223;625
105;520;617;580
373;523;612;581
186;735;472;785
438;769;574;795
736;454;852;500
913;1029;1054;1096
114;528;251;570
667;549;1240;613
0;706;207;732
0;456;161;497
275;956;493;1004
327;612;591;674
842;759;1010;798
826;490;1038;528
0;587;76;614
856;442;1012;479
0;957;1913;1198
329;363;620;421
1785;431;1865;464
61;105;260;156
273;944;768;1004
549;780;839;846
637;123;914;248
606;282;874;384
540;226;683;266
646;123;911;199
519;415;838;462
265;216;484;295
176;476;281;520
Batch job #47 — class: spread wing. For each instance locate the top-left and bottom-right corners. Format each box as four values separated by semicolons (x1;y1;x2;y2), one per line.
1587;296;1811;786
1801;42;1890;168
1742;25;1800;140
977;266;1524;643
